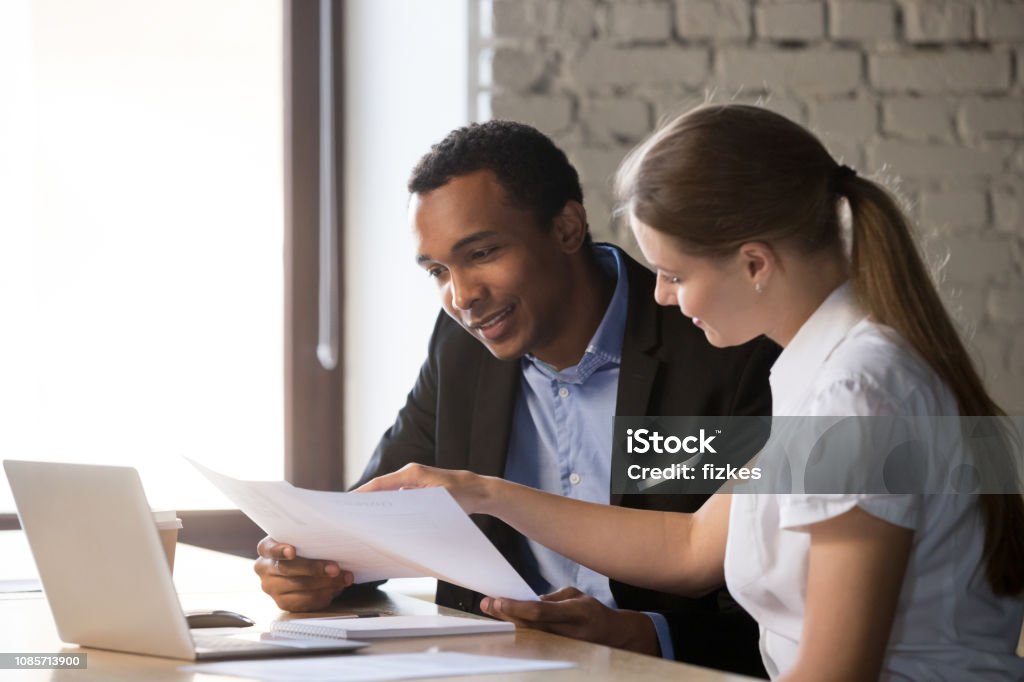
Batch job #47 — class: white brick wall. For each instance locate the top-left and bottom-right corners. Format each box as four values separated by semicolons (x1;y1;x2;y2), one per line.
958;98;1024;138
473;0;1024;410
575;45;708;88
883;96;954;140
829;1;896;41
869;52;1012;94
755;2;825;41
489;46;546;91
977;2;1024;41
582;98;652;142
866;140;1005;178
920;188;988;229
609;1;673;42
491;94;574;133
718;48;861;94
902;1;972;43
674;0;750;40
992;182;1024;234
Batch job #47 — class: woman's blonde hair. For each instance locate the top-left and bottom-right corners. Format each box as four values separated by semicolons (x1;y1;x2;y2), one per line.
616;103;1023;595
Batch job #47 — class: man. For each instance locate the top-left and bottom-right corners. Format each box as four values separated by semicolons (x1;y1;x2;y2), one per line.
254;121;778;677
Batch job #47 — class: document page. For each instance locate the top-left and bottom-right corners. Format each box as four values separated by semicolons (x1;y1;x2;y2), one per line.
270;614;514;639
183;651;574;682
190;460;537;601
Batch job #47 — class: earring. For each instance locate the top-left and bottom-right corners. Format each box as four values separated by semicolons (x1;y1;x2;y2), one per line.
755;282;764;294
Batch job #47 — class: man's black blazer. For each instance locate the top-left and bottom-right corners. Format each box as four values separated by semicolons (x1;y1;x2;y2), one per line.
356;246;778;677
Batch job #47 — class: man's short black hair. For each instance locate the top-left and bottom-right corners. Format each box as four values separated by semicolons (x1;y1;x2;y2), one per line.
408;120;587;235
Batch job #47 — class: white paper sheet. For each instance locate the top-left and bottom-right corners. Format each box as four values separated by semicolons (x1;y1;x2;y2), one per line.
271;614;514;639
189;460;537;601
0;579;41;593
182;651;574;682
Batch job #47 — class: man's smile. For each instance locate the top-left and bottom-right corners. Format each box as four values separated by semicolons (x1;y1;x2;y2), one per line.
468;304;516;340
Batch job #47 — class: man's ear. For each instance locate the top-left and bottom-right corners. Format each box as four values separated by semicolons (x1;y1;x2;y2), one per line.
551;200;589;254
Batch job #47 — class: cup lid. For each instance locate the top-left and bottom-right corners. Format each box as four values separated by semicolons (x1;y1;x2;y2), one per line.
151;510;183;529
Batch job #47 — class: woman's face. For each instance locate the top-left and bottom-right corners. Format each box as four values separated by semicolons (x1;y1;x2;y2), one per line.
632;219;765;348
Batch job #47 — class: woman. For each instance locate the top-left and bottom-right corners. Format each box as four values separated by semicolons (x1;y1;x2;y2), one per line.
360;105;1024;680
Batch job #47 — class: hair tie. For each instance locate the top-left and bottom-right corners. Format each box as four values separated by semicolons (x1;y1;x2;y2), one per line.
836;164;856;180
832;164;856;193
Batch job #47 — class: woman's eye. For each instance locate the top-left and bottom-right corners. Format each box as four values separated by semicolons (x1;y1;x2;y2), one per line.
471;247;497;260
427;267;447;279
661;273;681;285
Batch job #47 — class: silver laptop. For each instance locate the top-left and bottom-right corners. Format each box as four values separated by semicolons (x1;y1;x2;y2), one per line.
3;459;368;660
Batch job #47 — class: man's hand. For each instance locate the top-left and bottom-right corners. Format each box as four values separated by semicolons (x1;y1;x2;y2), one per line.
253;536;354;612
480;587;661;656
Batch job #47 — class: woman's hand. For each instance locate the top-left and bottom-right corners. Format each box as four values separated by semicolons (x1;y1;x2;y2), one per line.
354;463;497;515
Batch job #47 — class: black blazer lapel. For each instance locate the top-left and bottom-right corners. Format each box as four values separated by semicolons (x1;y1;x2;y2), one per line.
465;353;519;539
612;251;662;506
467;354;520;478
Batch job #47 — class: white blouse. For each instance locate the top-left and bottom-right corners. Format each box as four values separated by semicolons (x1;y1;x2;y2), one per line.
724;282;1024;680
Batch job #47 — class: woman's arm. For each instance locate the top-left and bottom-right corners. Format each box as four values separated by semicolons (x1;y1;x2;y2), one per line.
358;464;731;596
782;506;913;682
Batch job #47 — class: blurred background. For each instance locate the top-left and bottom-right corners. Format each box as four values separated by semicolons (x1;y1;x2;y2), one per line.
0;0;1021;553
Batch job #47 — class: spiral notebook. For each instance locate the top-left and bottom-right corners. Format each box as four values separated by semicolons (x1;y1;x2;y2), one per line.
270;615;514;640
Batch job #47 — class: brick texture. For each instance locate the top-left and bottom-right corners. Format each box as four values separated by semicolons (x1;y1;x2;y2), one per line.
574;45;708;89
470;0;1024;410
869;52;1012;94
755;3;825;41
829;1;896;41
674;0;750;40
718;48;861;94
902;1;972;43
609;1;673;43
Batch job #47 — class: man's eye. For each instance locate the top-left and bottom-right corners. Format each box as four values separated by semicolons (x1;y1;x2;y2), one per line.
660;273;681;285
470;247;497;260
427;267;447;279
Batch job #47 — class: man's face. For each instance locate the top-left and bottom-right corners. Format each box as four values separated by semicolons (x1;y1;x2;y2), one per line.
411;170;576;362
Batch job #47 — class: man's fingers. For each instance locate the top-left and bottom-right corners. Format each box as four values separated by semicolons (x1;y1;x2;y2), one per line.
257;537;295;560
270;557;349;581
267;575;347;595
274;587;339;613
540;587;585;602
483;597;582;624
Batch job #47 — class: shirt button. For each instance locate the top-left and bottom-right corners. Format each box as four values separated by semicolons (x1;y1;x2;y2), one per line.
569;472;581;485
558;387;570;398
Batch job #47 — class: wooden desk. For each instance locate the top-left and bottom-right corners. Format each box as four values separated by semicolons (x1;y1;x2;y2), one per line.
0;532;753;681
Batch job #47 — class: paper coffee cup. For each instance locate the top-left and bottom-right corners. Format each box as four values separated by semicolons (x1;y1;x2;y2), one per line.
152;510;183;573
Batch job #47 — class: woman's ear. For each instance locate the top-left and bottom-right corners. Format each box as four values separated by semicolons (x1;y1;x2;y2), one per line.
552;200;589;253
739;241;776;287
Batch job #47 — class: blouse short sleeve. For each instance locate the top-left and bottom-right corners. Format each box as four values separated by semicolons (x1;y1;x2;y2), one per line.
777;370;925;532
778;493;922;531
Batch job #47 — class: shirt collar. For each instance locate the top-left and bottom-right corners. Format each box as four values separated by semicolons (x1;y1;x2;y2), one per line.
525;245;629;384
769;280;867;413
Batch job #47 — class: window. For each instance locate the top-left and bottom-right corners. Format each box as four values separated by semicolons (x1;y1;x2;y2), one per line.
0;0;284;516
1;0;469;555
341;0;468;485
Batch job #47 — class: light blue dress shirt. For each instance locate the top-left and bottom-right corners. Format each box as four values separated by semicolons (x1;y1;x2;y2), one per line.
503;246;674;659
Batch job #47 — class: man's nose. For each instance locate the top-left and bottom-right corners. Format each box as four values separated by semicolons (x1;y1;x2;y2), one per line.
449;270;483;312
